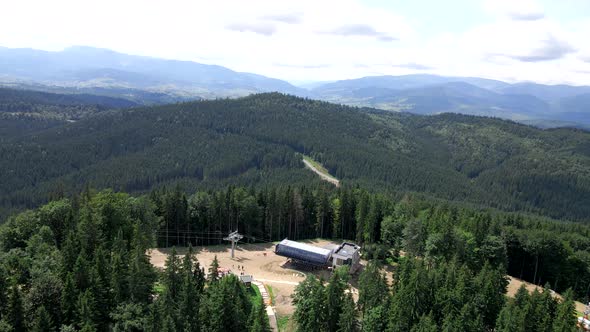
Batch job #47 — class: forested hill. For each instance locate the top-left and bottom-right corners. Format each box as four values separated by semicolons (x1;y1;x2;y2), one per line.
0;88;138;138
1;93;589;221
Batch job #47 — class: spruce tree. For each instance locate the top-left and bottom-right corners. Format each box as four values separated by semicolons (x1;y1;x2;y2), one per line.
0;320;12;332
552;289;576;332
31;306;53;332
77;289;97;330
161;247;181;324
248;298;270;332
495;301;525;332
73;250;90;291
128;245;156;304
293;275;326;332
0;266;6;318
5;281;24;332
402;219;426;257
337;293;358;332
472;262;507;329
145;302;162;332
161;315;177;332
325;267;349;332
178;246;200;332
357;261;387;315
80;321;97;332
89;264;109;331
208;255;220;283
61;273;77;326
362;305;386;332
110;244;129;304
410;313;437;332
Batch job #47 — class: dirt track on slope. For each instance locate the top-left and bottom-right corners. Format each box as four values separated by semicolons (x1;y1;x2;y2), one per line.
302;159;340;187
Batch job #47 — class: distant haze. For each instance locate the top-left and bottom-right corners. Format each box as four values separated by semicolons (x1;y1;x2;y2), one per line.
0;46;588;129
1;0;590;85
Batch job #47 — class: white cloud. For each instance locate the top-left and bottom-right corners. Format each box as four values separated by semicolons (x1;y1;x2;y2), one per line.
0;0;588;84
483;0;545;21
225;22;277;36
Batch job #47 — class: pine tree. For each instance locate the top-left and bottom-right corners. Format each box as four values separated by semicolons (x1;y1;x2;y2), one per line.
357;261;388;315
495;301;525;332
208;255;220;283
145;302;162;332
0;265;7;318
388;260;432;331
248;298;270;332
337;293;358;332
111;242;130;304
325;267;349;332
199;282;223;332
77;289;97;330
89;263;110;331
410;313;437;332
472;262;507;329
178;246;200;332
455;303;485;332
362;305;386;332
60;232;79;278
73;250;90;291
5;281;24;332
80;321;97;332
128;244;156;304
31;306;53;332
293;275;326;332
552;289;576;332
355;192;369;244
161;315;177;332
402;219;426;257
61;273;77;326
0;320;12;332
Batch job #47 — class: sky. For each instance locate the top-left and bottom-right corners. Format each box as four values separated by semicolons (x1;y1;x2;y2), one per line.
2;0;590;85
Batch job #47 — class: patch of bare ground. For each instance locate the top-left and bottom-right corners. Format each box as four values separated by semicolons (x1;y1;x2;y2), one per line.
149;239;348;316
506;276;586;313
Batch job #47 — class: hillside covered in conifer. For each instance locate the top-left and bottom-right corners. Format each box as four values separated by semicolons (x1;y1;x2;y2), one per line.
0;92;588;222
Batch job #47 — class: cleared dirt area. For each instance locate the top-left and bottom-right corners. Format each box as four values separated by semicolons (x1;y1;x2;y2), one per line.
507;276;586;314
150;239;342;316
302;158;340;187
150;243;587;321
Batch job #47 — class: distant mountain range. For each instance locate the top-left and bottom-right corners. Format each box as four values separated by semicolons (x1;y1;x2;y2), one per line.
0;46;588;128
309;75;590;129
0;45;305;101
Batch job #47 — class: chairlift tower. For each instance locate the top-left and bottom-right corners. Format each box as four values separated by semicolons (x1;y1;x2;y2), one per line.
224;230;243;259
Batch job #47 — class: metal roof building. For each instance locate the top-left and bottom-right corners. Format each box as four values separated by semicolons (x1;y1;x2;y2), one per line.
274;239;332;266
332;242;361;273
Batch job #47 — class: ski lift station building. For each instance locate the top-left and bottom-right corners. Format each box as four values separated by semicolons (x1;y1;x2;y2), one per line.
274;239;361;272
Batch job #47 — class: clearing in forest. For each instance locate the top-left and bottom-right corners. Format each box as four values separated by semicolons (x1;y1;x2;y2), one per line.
506;276;587;314
149;239;343;317
302;155;340;187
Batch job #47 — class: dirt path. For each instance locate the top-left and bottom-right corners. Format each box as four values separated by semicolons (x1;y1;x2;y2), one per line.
252;280;278;331
255;278;300;286
302;159;340;187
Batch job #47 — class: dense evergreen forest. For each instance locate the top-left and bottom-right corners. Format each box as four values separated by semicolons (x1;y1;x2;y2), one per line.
0;186;585;331
0;92;589;222
0;88;137;139
0;189;270;332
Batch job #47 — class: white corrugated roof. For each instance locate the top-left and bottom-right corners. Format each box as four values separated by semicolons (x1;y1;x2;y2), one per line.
279;239;333;256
